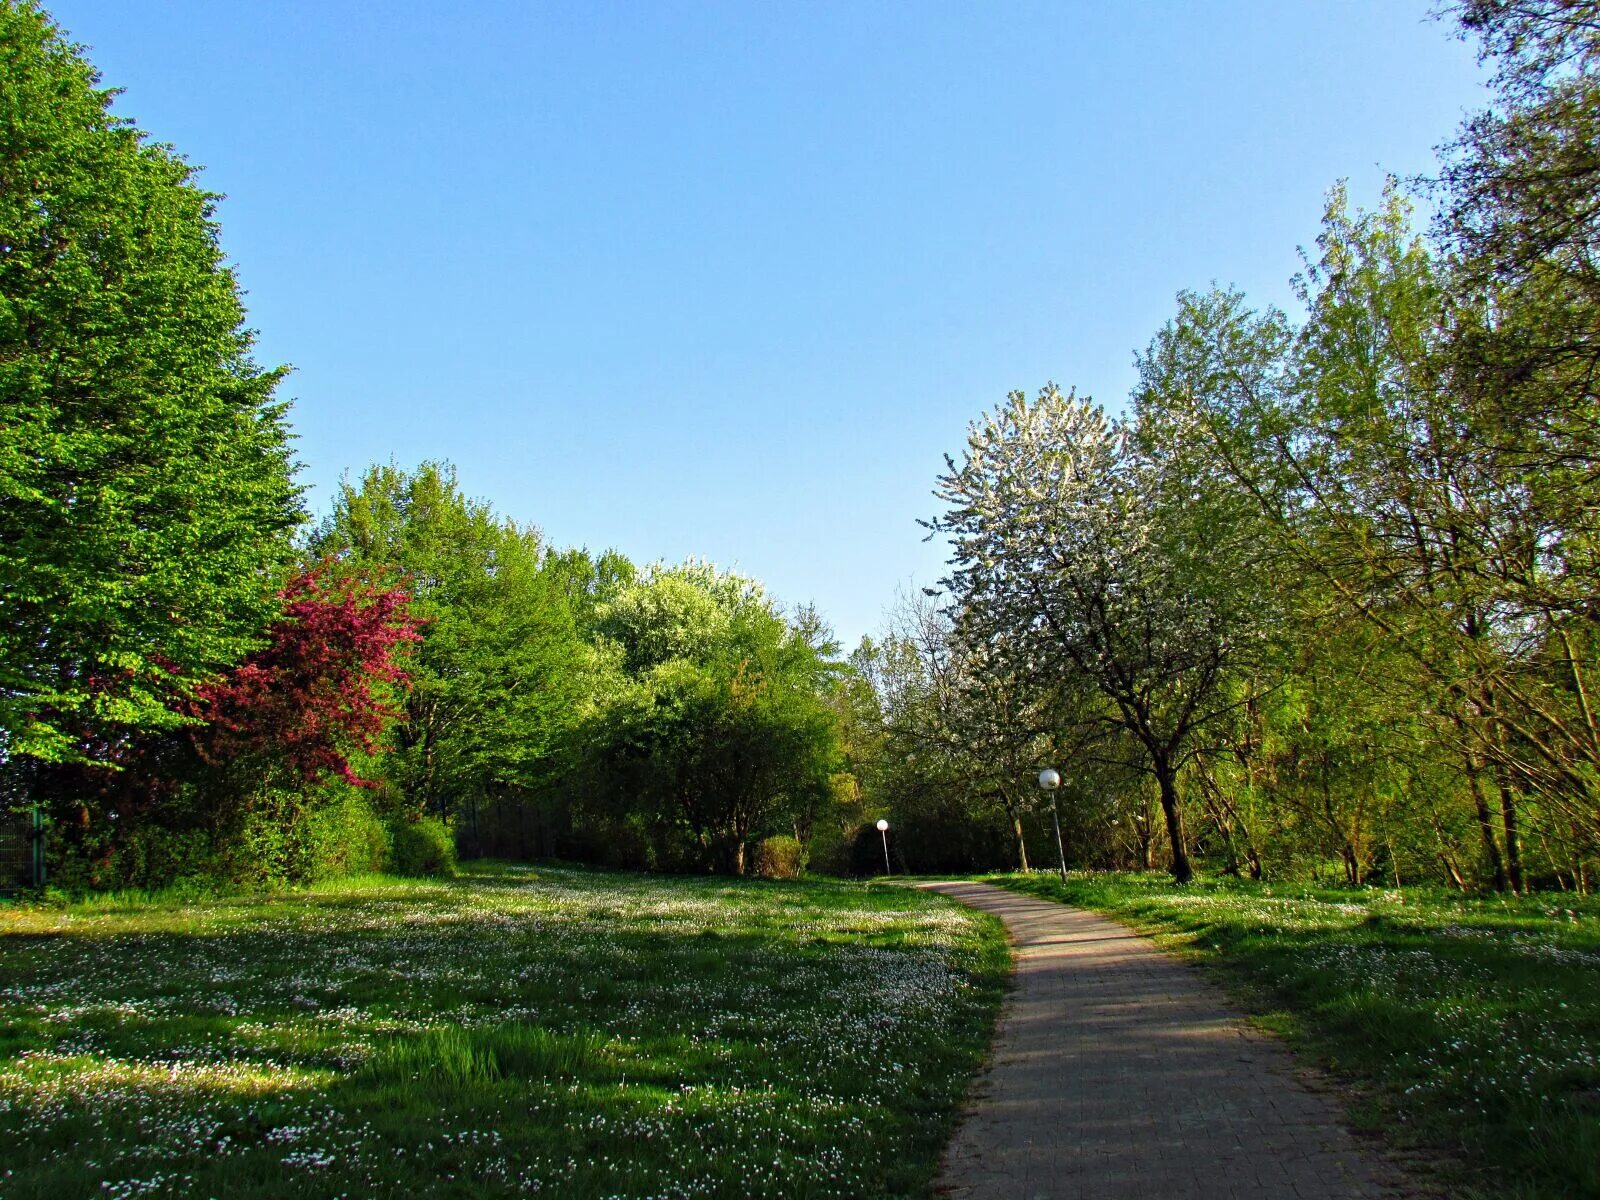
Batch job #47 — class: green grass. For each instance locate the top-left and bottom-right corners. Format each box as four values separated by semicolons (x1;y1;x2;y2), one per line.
0;863;1007;1199
987;870;1600;1200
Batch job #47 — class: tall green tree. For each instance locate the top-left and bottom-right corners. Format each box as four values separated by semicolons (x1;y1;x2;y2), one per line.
0;1;302;763
1438;1;1600;882
1178;189;1600;888
312;463;590;819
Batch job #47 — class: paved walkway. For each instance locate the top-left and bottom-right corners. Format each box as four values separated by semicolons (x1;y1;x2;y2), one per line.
920;882;1411;1200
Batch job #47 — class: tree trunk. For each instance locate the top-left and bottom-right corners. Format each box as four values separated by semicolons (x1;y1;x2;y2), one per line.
1429;810;1470;890
1194;759;1239;876
1469;766;1509;892
1342;843;1360;886
1219;830;1241;877
1495;771;1525;894
1245;846;1263;881
1153;757;1193;884
1135;803;1155;870
1013;814;1030;872
1439;852;1469;891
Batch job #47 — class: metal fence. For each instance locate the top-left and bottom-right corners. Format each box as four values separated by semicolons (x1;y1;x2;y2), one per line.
0;807;45;892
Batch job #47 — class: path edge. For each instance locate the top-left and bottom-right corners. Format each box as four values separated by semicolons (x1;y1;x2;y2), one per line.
972;876;1454;1200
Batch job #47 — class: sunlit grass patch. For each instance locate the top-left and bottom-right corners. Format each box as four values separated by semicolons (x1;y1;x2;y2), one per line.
990;870;1600;1200
0;864;1006;1199
1;1049;327;1098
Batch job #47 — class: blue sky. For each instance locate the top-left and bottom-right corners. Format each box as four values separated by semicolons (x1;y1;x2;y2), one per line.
52;1;1488;648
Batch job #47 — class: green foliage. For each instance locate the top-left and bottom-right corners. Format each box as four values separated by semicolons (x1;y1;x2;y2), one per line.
751;834;805;879
798;769;874;875
596;562;746;673
389;814;457;877
0;1;302;763
875;7;1600;891
0;864;1008;1199
304;790;391;879
90;823;221;892
223;788;346;887
35;779;394;892
312;462;594;823
576;563;845;874
991;871;1600;1200
541;547;636;643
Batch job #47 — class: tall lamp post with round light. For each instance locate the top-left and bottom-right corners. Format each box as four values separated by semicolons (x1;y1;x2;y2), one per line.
1038;768;1069;885
876;818;892;876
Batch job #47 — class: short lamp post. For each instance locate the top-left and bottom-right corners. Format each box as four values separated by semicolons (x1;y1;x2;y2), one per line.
1038;768;1068;885
876;818;891;876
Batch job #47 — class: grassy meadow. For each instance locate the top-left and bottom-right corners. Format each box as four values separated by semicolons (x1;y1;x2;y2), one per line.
991;871;1600;1200
0;865;1007;1199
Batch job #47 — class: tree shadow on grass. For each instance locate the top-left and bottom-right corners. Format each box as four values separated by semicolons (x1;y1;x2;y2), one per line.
0;874;1006;1200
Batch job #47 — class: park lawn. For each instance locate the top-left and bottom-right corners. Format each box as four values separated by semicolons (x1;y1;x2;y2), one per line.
0;864;1007;1199
989;870;1600;1200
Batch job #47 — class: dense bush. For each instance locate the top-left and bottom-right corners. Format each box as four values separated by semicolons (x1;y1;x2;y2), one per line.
752;835;805;879
306;791;391;879
96;824;220;891
40;785;395;892
391;816;458;877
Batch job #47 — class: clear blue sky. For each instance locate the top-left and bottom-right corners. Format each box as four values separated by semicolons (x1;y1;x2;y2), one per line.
51;1;1488;648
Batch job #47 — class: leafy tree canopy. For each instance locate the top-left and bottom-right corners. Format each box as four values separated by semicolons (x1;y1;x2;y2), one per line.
580;562;844;873
0;0;302;763
311;462;593;814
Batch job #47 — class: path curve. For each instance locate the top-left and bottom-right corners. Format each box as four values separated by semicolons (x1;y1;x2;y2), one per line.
921;881;1413;1200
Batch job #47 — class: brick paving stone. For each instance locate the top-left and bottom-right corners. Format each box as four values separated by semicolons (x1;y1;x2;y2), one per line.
922;882;1415;1200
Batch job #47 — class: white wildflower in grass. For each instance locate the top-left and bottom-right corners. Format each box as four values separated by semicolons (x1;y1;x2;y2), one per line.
0;864;1006;1198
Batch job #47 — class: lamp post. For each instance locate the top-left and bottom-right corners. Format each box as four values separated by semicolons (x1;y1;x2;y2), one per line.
876;818;891;876
1038;768;1068;885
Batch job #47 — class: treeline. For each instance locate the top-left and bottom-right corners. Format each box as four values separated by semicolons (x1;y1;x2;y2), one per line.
309;463;862;879
11;0;1600;894
0;3;866;888
865;2;1600;893
8;452;867;887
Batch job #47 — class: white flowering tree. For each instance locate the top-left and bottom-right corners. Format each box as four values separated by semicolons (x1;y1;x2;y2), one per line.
931;385;1267;882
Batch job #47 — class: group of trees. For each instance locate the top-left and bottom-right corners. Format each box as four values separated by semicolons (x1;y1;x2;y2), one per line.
10;0;1599;894
867;2;1600;892
0;3;854;887
308;464;859;879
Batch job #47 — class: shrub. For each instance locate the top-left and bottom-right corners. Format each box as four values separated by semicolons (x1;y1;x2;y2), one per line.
102;823;219;890
305;791;391;879
752;835;805;879
42;782;401;892
205;784;396;886
391;815;457;877
600;817;654;871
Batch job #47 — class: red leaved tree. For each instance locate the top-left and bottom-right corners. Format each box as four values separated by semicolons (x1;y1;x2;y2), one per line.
190;564;423;786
